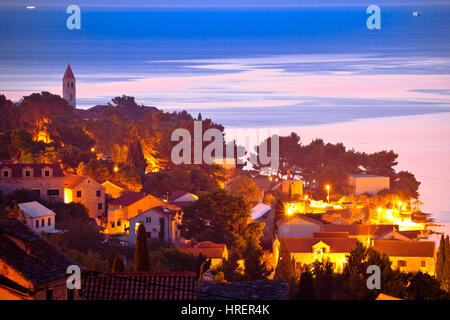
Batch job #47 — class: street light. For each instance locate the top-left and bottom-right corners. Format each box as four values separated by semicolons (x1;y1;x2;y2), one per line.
326;185;330;204
377;207;382;223
113;166;119;172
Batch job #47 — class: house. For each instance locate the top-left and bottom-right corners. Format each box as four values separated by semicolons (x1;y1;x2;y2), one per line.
346;173;390;196
128;204;183;244
0;163;65;202
252;176;282;202
281;180;303;198
107;192;165;234
15;201;56;234
167;190;199;205
0;219;84;300
178;241;228;269
275;237;358;273
100;180;124;199
277;215;323;238
64;174;105;219
251;203;275;244
82;272;199;300
373;240;436;275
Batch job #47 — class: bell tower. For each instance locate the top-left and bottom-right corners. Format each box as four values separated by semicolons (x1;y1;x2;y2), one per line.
63;60;76;108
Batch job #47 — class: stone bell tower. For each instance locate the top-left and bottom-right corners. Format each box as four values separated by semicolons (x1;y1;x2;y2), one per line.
63;60;76;108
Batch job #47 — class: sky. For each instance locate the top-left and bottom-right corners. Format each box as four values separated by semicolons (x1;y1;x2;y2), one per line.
1;0;447;8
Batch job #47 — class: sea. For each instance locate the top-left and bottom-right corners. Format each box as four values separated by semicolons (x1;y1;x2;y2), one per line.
0;4;449;239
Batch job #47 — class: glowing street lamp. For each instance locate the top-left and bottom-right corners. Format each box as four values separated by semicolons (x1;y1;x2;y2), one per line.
286;207;293;216
325;185;330;204
398;201;403;212
91;147;95;152
113;166;119;172
377;207;382;223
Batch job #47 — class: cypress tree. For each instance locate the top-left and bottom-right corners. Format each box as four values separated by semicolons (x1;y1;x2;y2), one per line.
243;242;271;281
436;234;445;285
296;270;315;300
444;235;450;292
134;223;150;272
274;238;295;280
112;255;125;273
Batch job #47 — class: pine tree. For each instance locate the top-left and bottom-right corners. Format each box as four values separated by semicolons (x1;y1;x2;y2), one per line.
112;255;125;273
274;238;296;280
134;223;150;272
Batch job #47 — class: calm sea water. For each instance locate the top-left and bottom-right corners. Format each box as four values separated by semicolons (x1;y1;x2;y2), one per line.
0;5;449;235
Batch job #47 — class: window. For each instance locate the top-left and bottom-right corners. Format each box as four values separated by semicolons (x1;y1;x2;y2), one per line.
146;217;151;224
111;222;115;227
45;289;54;300
98;203;103;210
96;190;101;197
3;171;8;177
48;218;51;226
36;220;39;229
421;260;426;267
397;260;407;267
44;170;50;177
76;191;82;198
41;219;44;227
146;232;152;238
71;82;74;88
47;189;60;196
25;170;31;177
117;220;121;226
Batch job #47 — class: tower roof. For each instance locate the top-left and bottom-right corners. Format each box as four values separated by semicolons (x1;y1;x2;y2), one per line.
63;63;75;80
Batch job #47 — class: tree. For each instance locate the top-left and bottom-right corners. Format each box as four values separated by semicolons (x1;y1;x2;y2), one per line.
134;223;150;272
392;171;420;199
216;250;244;282
112;255;126;273
407;271;445;300
274;238;296;280
296;269;315;300
180;190;264;255
436;234;446;287
225;174;261;204
243;242;271;281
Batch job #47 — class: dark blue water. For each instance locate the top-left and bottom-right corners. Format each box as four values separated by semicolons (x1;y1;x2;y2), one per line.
0;5;449;126
0;6;449;83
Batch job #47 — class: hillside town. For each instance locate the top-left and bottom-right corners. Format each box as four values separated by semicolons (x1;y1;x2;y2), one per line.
0;63;449;300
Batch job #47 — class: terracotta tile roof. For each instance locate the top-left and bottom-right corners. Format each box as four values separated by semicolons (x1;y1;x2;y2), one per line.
109;192;146;206
198;280;288;300
284;237;358;253
64;174;88;189
373;240;435;257
322;224;399;237
178;241;226;259
278;215;323;227
0;219;83;285
82;272;199;300
0;163;64;178
313;232;350;239
376;293;403;300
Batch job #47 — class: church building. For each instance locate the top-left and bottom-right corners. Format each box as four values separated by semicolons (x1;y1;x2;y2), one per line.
62;62;76;108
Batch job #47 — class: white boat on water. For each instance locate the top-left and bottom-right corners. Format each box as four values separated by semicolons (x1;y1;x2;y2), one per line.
413;11;421;16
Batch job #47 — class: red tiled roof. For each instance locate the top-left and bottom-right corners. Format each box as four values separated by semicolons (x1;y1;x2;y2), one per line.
0;220;84;285
373;240;435;257
178;241;226;259
63;63;75;79
64;174;88;189
0;163;64;178
82;272;199;300
284;237;358;253
109;192;146;206
313;232;350;239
